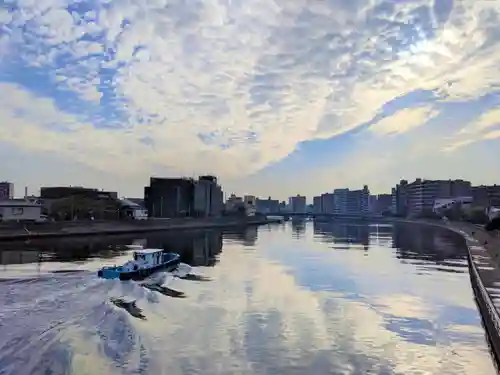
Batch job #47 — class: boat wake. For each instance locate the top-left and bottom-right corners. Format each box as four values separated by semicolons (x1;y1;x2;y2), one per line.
142;284;186;298
111;263;210;318
170;262;193;278
0;260;211;374
179;274;211;282
110;297;147;320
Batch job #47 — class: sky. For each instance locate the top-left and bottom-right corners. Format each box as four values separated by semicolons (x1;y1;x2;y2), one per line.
0;0;499;201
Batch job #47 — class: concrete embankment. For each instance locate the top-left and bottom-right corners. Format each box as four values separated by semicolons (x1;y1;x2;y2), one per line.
404;219;500;364
0;217;282;241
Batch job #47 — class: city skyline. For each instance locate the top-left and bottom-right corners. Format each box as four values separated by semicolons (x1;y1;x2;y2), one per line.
2;176;499;205
1;1;499;199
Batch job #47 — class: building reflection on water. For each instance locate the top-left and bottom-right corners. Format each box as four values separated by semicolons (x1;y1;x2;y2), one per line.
0;229;233;267
313;220;370;250
223;226;258;246
312;220;469;271
392;222;469;272
0;222;469;274
146;231;223;267
291;218;306;238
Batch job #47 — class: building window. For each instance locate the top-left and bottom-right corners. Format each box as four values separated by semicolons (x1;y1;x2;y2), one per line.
11;207;24;215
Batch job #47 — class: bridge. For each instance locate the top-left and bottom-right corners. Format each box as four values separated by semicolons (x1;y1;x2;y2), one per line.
265;212;384;220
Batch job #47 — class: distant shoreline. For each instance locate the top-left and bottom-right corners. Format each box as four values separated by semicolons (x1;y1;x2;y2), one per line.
0;217;282;241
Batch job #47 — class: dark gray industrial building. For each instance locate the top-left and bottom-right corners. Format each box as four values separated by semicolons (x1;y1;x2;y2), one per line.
144;177;195;218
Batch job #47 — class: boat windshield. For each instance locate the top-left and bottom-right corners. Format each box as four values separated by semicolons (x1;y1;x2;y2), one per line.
134;253;147;261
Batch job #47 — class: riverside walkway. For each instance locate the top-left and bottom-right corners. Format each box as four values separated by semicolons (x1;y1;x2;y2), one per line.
439;221;500;287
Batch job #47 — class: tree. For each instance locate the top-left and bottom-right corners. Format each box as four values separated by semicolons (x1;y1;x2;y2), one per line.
463;206;489;224
441;203;463;221
50;196;122;220
485;217;500;231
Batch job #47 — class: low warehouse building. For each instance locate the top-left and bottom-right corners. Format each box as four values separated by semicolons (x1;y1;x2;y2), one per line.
0;200;42;222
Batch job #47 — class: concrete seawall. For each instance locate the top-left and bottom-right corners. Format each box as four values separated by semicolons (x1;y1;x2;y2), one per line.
405;219;500;365
0;217;282;241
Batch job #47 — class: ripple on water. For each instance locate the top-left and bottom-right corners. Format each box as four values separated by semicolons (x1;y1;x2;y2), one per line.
0;222;497;375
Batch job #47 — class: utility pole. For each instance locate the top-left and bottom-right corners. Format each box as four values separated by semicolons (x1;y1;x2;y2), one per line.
70;195;74;221
176;186;180;216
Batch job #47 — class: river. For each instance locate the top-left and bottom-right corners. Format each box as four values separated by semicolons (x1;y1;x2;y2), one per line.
0;220;497;375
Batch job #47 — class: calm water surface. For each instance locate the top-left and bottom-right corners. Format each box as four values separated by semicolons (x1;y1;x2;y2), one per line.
0;221;497;375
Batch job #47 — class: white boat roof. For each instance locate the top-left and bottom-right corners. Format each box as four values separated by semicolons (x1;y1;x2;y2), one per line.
126;244;143;249
134;248;164;254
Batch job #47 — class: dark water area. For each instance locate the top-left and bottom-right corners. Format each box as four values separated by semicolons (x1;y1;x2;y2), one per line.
0;221;497;375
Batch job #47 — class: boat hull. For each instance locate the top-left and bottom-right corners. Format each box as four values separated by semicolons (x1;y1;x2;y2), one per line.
97;254;181;281
118;260;180;281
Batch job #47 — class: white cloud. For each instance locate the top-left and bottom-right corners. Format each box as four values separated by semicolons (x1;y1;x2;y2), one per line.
0;0;499;196
444;108;500;152
369;106;438;136
460;108;500;134
483;129;500;140
0;8;12;24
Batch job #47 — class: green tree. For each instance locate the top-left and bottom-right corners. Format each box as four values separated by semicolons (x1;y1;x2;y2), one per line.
50;196;121;220
463;206;489;224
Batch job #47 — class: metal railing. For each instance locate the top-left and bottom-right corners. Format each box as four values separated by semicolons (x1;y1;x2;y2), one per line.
468;247;500;364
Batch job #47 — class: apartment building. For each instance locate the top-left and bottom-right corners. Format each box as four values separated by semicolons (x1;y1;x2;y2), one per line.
321;193;335;213
256;197;280;213
313;187;370;215
406;178;472;216
313;196;322;213
345;186;370;215
391;180;409;216
472;185;500;207
372;194;392;214
312;193;336;214
333;188;349;213
289;195;307;213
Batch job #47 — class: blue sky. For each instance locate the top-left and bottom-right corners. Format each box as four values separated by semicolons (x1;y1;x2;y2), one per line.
0;0;499;200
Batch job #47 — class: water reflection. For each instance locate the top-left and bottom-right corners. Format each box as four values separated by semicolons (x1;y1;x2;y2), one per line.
291;218;306;238
313;220;370;250
0;221;496;375
392;222;469;274
0;229;224;268
310;221;469;274
224;226;258;246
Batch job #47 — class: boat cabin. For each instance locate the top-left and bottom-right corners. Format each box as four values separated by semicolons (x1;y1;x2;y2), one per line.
98;248;180;279
133;249;164;266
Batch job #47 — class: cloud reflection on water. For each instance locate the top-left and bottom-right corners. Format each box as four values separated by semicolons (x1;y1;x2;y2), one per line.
0;222;497;375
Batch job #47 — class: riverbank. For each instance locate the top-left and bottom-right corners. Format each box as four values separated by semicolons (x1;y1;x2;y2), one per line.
0;216;282;241
402;218;500;365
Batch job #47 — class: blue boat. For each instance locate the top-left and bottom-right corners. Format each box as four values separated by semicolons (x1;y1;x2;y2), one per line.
97;249;181;281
